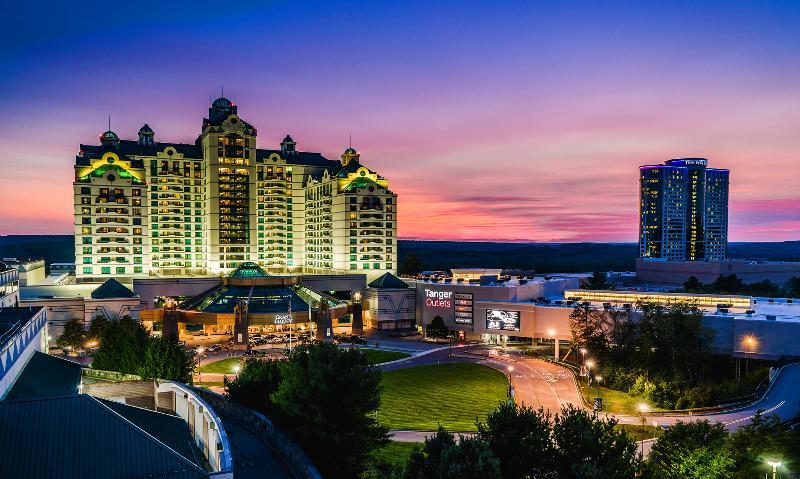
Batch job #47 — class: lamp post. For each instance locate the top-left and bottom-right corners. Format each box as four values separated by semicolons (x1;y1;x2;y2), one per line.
585;359;594;386
594;375;603;407
767;460;781;479
233;364;241;376
579;347;587;365
196;346;205;383
638;403;649;458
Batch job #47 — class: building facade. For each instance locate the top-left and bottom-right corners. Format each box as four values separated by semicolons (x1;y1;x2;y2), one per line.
639;158;729;261
74;98;397;282
0;262;19;308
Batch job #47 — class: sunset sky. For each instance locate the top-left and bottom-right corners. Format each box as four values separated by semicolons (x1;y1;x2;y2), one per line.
2;1;799;242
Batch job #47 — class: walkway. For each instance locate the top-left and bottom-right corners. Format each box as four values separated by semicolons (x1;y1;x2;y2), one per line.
216;412;293;479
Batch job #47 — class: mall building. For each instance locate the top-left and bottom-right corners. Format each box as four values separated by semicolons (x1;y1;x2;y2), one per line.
74;98;397;283
416;273;800;360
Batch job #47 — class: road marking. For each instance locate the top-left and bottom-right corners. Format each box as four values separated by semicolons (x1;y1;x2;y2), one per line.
723;401;785;426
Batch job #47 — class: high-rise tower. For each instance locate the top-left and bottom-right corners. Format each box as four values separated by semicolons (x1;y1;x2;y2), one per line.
639;158;729;261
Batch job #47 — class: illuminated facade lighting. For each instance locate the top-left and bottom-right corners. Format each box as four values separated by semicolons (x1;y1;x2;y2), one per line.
73;99;398;282
639;158;729;261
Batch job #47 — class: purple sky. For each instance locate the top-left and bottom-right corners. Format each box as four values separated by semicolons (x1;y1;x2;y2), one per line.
2;1;799;241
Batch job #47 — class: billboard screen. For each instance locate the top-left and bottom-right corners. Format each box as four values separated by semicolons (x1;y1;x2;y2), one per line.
485;309;520;331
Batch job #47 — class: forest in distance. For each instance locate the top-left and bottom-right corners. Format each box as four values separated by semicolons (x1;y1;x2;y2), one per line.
3;235;800;274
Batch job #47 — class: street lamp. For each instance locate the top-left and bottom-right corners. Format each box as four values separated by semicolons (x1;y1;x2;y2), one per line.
233;364;241;375
767;460;781;479
594;375;603;406
638;403;649;457
579;347;587;364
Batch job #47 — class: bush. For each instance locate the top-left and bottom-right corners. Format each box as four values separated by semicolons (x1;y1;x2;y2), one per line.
225;358;282;413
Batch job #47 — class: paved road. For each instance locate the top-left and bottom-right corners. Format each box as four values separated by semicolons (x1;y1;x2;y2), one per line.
610;362;800;431
217;413;292;479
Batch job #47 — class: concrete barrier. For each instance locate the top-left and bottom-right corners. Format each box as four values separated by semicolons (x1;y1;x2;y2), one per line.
190;387;322;479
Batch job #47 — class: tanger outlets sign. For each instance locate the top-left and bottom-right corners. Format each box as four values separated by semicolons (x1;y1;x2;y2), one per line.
274;313;292;325
486;309;521;331
424;289;453;309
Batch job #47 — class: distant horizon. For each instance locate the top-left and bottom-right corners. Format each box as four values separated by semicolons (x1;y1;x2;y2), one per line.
2;233;799;246
2;2;800;241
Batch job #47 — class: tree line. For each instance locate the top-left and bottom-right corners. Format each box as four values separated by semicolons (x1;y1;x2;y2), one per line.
58;315;195;383
684;274;800;298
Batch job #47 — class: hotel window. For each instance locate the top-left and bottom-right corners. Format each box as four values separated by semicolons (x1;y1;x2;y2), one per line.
101;267;111;275
132;189;141;196
82;237;92;244
83;267;93;274
81;197;91;205
350;264;357;270
81;227;91;235
81;187;91;194
116;267;125;275
82;217;91;224
362;264;369;269
82;247;92;254
134;267;143;274
133;228;142;235
82;257;92;264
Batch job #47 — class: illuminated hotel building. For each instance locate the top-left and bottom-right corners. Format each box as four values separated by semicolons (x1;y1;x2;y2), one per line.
74;98;397;282
639;158;729;261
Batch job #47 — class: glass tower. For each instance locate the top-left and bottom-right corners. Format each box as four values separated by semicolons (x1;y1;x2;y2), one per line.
639;158;729;261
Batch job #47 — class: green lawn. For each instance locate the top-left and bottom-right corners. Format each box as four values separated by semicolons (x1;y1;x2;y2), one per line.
362;349;410;365
370;441;421;468
379;363;509;432
198;357;242;374
616;424;664;442
579;382;665;415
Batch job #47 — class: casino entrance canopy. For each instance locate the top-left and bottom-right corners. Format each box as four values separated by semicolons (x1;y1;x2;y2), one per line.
168;262;347;332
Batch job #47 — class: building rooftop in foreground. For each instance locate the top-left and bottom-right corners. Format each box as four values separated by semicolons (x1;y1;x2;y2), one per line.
0;395;208;479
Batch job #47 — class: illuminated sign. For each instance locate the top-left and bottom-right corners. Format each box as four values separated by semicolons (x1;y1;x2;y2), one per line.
666;159;708;167
454;293;473;324
274;313;292;325
424;289;453;309
486;310;520;331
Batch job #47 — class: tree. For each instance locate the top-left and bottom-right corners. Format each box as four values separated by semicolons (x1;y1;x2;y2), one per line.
404;427;501;479
426;316;450;339
225;358;282;413
568;304;609;360
91;316;149;375
57;317;85;349
584;271;614;290
647;420;734;479
726;412;800;478
139;334;195;383
551;405;639;479
271;341;389;478
786;276;800;298
683;276;703;292
711;274;744;294
476;401;554;479
399;252;423;276
88;315;109;341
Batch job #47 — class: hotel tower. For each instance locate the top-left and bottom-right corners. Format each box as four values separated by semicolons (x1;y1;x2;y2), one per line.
639;158;729;261
73;98;397;282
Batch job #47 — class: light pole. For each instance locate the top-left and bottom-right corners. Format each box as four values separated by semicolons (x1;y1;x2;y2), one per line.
637;403;649;458
595;375;603;408
579;347;587;365
585;360;594;386
196;346;205;383
767;460;781;479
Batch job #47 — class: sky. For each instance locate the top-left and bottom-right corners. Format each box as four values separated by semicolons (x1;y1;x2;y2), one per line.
1;0;799;242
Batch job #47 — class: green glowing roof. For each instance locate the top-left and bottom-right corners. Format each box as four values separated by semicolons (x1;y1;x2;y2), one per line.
229;262;269;278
